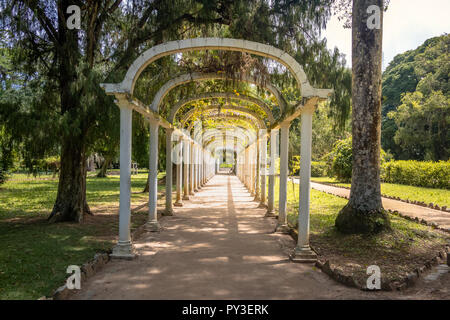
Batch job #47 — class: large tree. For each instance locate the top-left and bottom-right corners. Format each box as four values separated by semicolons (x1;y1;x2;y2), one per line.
0;0;236;222
2;0;351;223
335;0;390;234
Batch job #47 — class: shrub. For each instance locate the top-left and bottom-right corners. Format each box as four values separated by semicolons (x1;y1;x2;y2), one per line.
290;156;300;175
289;157;327;177
331;137;353;182
330;137;389;182
382;160;450;189
311;161;328;177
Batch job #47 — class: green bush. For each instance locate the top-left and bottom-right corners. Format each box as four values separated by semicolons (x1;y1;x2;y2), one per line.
0;168;5;185
290;156;300;175
331;137;353;182
289;157;327;177
311;161;328;177
382;160;450;189
330;137;388;182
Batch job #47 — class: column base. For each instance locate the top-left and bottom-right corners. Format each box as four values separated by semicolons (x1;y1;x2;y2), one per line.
289;245;317;263
110;241;136;260
189;192;195;196
258;201;268;209
265;208;276;217
162;209;174;216
254;195;261;202
174;201;183;207
275;223;290;234
194;188;199;192
145;220;161;232
183;195;190;200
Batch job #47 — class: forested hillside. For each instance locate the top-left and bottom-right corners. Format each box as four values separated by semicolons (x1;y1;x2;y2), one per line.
381;34;449;161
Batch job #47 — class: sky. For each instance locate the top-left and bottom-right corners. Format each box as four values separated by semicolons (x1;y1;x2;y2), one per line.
322;0;450;70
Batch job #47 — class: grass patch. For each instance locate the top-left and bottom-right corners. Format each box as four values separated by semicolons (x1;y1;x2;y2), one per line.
0;172;167;300
311;177;450;208
244;176;448;284
274;177;450;286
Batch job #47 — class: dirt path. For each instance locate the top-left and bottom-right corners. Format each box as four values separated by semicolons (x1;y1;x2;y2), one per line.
71;175;448;300
293;179;449;231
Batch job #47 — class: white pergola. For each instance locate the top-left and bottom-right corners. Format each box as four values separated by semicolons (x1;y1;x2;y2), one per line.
101;38;332;263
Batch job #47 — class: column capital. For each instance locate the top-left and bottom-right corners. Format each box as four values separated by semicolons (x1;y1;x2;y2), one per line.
280;121;291;129
114;93;133;110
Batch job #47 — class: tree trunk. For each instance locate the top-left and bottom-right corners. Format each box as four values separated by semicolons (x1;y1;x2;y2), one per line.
48;136;92;222
335;0;390;234
97;154;112;178
143;173;150;193
48;0;91;223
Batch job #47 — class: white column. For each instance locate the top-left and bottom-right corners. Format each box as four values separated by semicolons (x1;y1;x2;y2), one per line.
193;145;198;192
255;137;261;200
147;119;160;231
250;144;255;196
183;139;190;200
260;134;267;206
164;128;174;216
199;148;203;187
276;123;290;233
174;136;183;207
291;109;317;262
266;129;278;216
189;142;194;195
111;103;135;259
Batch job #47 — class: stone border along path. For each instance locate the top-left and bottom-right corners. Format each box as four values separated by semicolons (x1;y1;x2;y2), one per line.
71;174;415;300
290;178;450;232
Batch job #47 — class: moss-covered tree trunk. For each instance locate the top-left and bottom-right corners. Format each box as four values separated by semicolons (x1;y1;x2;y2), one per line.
335;0;390;234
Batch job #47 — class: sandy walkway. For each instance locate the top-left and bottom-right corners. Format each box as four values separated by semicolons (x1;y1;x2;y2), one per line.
71;175;449;300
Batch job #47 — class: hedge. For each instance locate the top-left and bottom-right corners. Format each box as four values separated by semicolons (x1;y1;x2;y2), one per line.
382;160;450;189
311;161;328;177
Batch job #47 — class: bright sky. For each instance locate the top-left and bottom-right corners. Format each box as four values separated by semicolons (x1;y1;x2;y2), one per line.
322;0;450;70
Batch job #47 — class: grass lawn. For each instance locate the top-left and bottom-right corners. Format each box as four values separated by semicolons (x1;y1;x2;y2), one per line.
311;176;450;208
0;171;167;300
272;177;450;285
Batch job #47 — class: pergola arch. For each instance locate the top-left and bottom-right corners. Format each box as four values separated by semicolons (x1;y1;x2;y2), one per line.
187;113;264;133
103;37;332;263
181;104;271;127
202;130;250;147
169;92;275;124
102;38;330;100
149;72;287;114
200;125;257;147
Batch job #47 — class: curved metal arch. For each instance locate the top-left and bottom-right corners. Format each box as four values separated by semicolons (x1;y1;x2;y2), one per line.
149;72;286;114
169;92;274;124
102;38;332;100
